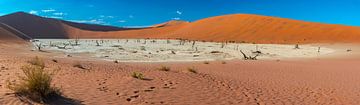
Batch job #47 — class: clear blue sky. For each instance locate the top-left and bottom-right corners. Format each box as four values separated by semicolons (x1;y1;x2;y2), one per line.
0;0;360;27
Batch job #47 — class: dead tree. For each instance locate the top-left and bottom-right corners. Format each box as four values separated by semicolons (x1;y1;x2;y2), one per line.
143;39;147;44
318;47;321;52
35;42;43;51
75;37;80;46
96;40;101;46
151;40;156;43
221;42;225;48
57;43;69;49
192;41;196;48
49;41;56;47
171;50;176;54
294;44;300;49
240;50;259;60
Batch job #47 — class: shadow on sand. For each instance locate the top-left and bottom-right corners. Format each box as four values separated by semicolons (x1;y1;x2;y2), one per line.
15;93;83;105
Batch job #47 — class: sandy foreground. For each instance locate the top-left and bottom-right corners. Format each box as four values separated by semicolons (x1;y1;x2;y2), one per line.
1;41;360;105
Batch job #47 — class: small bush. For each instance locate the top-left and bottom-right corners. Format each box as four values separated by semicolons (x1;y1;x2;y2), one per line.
131;72;144;80
158;66;170;72
7;57;60;103
221;61;226;64
187;67;198;74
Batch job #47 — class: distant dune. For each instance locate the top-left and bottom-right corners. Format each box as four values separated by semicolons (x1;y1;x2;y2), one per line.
1;12;360;43
0;12;130;39
169;14;360;43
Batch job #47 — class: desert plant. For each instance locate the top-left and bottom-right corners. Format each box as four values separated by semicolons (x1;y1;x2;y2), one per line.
158;66;170;72
27;56;45;69
187;67;198;74
7;57;60;103
221;61;227;64
131;72;144;80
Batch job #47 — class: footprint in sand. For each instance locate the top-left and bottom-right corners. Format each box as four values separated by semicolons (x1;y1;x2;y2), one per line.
162;81;176;89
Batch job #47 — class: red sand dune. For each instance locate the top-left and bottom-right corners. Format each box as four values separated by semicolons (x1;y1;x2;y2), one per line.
0;12;128;39
1;12;360;43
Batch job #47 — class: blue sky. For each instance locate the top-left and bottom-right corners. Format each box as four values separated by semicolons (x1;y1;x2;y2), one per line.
0;0;360;27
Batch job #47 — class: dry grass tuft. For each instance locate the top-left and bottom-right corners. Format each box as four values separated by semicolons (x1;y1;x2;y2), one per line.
27;56;45;69
7;57;60;103
158;66;171;72
187;67;198;74
131;72;145;80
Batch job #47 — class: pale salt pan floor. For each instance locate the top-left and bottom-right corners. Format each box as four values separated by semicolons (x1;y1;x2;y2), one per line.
32;39;335;62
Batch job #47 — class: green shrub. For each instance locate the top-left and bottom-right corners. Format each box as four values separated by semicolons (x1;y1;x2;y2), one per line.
7;57;60;103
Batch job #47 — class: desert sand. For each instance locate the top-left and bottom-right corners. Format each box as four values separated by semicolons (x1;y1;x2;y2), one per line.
1;41;360;105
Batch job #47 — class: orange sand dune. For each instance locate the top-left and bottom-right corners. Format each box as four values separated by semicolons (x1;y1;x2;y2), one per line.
2;12;360;44
169;14;360;43
69;14;360;44
0;12;129;39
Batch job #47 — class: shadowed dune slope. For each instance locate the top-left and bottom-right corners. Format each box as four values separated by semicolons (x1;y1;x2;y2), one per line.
0;12;128;39
63;20;190;39
0;26;26;43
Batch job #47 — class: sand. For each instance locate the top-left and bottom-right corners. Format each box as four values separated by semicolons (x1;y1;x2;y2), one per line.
1;41;360;105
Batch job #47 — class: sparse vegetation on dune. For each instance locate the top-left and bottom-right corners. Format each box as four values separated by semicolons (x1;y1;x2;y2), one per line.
187;67;198;74
7;57;61;103
27;56;45;68
158;66;171;72
131;72;145;80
